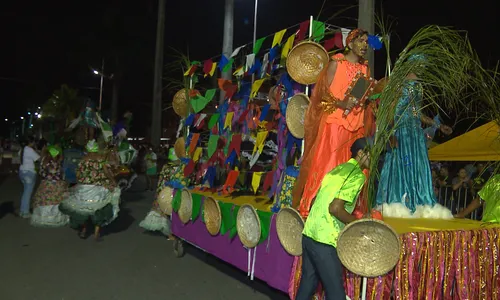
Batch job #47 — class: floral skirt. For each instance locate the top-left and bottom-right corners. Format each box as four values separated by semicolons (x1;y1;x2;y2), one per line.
31;180;70;227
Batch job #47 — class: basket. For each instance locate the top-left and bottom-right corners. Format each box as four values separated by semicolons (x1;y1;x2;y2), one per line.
336;219;400;277
203;197;221;235
157;186;174;216
172;89;190;118
276;207;304;256
236;204;261;248
286;41;329;85
178;188;193;224
286;93;310;139
174;137;186;159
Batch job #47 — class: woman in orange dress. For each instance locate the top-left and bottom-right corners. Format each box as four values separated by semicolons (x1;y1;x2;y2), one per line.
292;29;371;218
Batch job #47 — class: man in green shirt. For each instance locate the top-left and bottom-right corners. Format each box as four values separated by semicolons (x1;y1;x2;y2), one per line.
296;138;372;300
455;174;500;222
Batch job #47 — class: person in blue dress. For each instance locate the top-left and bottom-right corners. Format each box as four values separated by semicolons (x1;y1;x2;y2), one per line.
376;71;453;213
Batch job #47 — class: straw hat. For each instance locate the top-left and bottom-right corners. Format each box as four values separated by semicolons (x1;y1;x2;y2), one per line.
174;137;186;159
337;219;400;277
236;204;261;248
157;186;174;216
286;41;329;85
173;89;190;118
286;93;310;139
276;207;304;256
178;188;193;224
203;197;221;235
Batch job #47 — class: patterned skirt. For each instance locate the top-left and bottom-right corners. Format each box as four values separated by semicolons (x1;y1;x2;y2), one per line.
30;180;70;227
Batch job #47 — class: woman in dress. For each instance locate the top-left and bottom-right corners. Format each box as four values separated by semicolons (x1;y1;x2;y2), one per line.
139;147;179;237
376;71;453;216
30;145;69;227
18;137;41;218
59;139;121;240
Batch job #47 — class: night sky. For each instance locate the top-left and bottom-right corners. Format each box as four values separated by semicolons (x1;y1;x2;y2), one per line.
1;0;497;137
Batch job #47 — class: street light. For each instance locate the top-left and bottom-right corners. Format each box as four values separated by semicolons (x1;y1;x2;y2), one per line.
4;118;7;121
91;58;105;111
20;117;24;120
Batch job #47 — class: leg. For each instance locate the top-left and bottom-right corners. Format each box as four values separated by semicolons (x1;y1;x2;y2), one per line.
79;221;88;239
308;242;346;300
20;171;36;216
296;236;320;300
94;225;101;241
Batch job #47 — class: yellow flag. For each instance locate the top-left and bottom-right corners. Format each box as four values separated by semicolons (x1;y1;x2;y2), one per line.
193;147;203;162
252;172;264;194
233;66;244;76
253;131;269;154
251;79;266;98
183;67;191;76
209;62;217;76
224;112;234;130
281;34;296;60
272;29;287;47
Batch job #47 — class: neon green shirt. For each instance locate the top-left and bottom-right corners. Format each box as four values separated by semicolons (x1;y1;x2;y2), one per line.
303;159;366;247
478;174;500;223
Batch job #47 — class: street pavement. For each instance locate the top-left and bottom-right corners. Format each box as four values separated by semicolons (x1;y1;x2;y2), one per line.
0;174;289;300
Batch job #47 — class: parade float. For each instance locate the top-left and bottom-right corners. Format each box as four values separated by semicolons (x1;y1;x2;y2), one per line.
156;17;500;299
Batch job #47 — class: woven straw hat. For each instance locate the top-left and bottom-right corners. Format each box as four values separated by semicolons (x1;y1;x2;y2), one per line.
157;186;174;216
276;207;304;256
178;188;193;224
286;93;310;139
203;197;221;235
286;41;329;85
337;219;400;277
236;204;261;248
173;89;190;118
174;137;186;159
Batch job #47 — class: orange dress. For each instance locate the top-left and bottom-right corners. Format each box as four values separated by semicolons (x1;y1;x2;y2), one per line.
293;53;369;217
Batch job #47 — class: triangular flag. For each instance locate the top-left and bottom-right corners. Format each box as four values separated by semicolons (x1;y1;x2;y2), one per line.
252;131;268;154
203;60;213;76
272;29;287;47
250;79;266;98
261;53;269;78
341;28;350;47
207;135;219;158
209;62;217;77
246;54;255;71
253;37;266;54
193;147;203;162
231;45;245;58
312;20;325;41
218;55;229;71
189;133;200;155
222;58;234;72
224;112;234;130
233;66;244;76
194;114;207;128
281;34;295;59
205;89;217;101
296;20;310;44
324;37;336;51
191;89;216;113
208;113;220;129
333;32;344;49
252;172;264;194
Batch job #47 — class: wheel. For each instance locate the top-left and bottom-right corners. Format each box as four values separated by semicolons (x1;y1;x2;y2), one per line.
173;239;185;258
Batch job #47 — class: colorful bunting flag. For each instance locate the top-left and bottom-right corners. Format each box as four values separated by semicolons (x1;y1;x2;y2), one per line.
209;62;217;77
233;66;244;76
219;55;229;71
250;79;266;98
252;172;264;194
312;20;325;41
272;29;287;47
203;60;213;76
191;89;216;113
246;54;256;71
341;28;350;47
224;112;234;130
253;37;266;54
193;147;203;162
222;58;234;72
208;113;220;129
231;45;245;58
252;131;269;154
281;34;295;60
207;134;219;158
296;20;310;44
324;37;336;51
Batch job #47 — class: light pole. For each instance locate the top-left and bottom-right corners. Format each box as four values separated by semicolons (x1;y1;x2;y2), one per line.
20;116;25;136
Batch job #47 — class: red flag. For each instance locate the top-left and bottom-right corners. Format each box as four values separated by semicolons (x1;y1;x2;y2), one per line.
296;20;310;45
262;171;275;192
228;134;242;156
324;37;336;51
334;32;344;49
203;59;213;75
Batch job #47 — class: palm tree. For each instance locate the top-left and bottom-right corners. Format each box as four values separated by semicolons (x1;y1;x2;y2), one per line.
42;84;82;125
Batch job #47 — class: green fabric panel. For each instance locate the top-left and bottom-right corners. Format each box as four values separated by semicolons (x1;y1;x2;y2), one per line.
219;201;234;236
191;193;202;222
228;205;240;239
172;190;181;213
257;210;273;245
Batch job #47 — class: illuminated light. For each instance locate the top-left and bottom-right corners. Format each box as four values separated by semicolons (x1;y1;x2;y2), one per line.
20;117;24;120
27;112;31;115
94;70;99;75
4;118;7;121
38;107;41;109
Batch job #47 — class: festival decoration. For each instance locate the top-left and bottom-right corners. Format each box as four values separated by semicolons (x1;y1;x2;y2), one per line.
286;41;329;85
276;207;304;256
286;93;310;139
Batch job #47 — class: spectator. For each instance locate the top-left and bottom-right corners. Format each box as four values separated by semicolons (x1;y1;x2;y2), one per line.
145;145;157;191
473;162;492;188
452;168;474;214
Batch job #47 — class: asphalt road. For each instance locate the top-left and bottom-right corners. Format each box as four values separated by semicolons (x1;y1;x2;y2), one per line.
0;174;289;300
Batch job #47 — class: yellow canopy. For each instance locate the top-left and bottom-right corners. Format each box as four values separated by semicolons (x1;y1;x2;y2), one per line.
428;121;500;161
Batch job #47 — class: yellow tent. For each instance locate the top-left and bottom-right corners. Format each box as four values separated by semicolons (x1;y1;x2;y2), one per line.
428;121;500;161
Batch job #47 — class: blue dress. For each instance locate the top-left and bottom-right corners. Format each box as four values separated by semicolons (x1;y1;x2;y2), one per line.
376;80;437;212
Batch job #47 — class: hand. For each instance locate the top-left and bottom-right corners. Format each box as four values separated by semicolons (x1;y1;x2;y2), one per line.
345;97;358;110
440;125;453;135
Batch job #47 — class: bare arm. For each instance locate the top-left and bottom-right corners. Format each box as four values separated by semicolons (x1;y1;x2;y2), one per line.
420;114;436;126
452;179;463;191
329;198;356;224
325;60;337;87
455;197;482;218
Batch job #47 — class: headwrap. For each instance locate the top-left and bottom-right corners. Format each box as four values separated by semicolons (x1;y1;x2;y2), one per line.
47;145;62;158
345;28;367;47
168;148;179;162
86;139;99;153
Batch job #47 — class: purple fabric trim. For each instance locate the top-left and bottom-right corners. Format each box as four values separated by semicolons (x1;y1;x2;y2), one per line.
171;210;294;293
